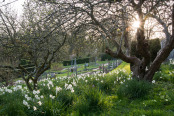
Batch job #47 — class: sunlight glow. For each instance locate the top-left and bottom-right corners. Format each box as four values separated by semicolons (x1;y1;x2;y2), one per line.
132;20;140;28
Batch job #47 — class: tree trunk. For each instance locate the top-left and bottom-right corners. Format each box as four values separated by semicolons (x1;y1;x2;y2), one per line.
144;40;174;81
130;62;145;80
25;77;33;91
106;2;174;81
33;79;38;90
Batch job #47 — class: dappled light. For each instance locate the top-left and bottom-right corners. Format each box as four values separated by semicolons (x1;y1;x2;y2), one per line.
0;0;174;115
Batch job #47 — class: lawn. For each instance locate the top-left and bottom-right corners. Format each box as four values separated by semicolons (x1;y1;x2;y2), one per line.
0;61;174;116
48;60;121;78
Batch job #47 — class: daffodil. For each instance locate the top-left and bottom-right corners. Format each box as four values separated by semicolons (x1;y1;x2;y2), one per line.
38;101;42;106
33;106;37;111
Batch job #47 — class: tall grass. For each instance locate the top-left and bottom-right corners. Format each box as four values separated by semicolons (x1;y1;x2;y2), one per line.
0;62;174;115
117;79;152;99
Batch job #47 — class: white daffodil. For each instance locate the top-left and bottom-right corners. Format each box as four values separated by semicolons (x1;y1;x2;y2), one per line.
35;95;40;100
33;106;37;111
38;101;42;106
152;80;155;84
5;89;12;93
23;100;29;106
56;86;62;95
50;94;55;99
71;89;74;93
40;95;44;99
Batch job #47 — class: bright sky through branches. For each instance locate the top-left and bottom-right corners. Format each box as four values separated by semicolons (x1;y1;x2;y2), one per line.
132;14;140;29
0;0;25;17
132;20;140;28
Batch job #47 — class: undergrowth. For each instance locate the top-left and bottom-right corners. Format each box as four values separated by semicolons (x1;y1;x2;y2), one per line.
0;62;174;115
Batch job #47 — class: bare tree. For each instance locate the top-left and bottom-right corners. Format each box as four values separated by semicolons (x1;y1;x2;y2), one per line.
36;0;174;82
0;1;68;90
0;6;22;86
15;1;68;91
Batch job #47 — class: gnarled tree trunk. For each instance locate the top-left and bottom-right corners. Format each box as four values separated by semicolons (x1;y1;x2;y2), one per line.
106;3;174;82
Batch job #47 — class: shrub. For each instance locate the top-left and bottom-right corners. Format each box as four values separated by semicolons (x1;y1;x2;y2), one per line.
39;98;65;116
73;87;107;115
153;71;169;82
56;90;74;109
117;79;152;99
98;78;114;94
0;90;26;116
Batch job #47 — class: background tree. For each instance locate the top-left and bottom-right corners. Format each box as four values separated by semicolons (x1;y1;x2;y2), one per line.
0;0;68;90
16;0;68;90
37;0;174;82
0;5;22;86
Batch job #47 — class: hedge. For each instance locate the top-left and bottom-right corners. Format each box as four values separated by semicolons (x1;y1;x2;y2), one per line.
63;58;90;66
149;39;161;62
101;53;113;61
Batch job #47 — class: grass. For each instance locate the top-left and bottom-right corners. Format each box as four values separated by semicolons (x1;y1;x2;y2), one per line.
115;61;130;73
51;60;120;78
0;61;174;115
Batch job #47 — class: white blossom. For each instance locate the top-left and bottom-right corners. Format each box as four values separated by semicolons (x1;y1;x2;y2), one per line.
23;100;30;109
71;88;74;93
23;100;29;106
33;90;40;95
50;94;55;99
152;80;155;84
72;81;77;86
40;95;44;99
5;89;12;93
38;101;42;106
33;106;37;111
56;86;62;95
35;95;40;100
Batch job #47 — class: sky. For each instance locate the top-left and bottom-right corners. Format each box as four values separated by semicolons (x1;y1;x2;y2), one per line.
0;0;25;17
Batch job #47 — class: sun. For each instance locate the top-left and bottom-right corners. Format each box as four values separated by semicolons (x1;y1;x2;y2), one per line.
132;20;140;28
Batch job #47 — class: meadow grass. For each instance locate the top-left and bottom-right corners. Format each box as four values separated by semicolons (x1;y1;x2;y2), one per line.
0;61;174;116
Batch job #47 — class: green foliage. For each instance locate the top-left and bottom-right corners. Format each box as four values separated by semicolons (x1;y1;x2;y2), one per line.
0;90;26;116
153;71;169;82
117;79;152;99
153;63;174;84
56;90;74;109
73;87;107;115
39;98;65;116
97;77;114;94
1;62;174;115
